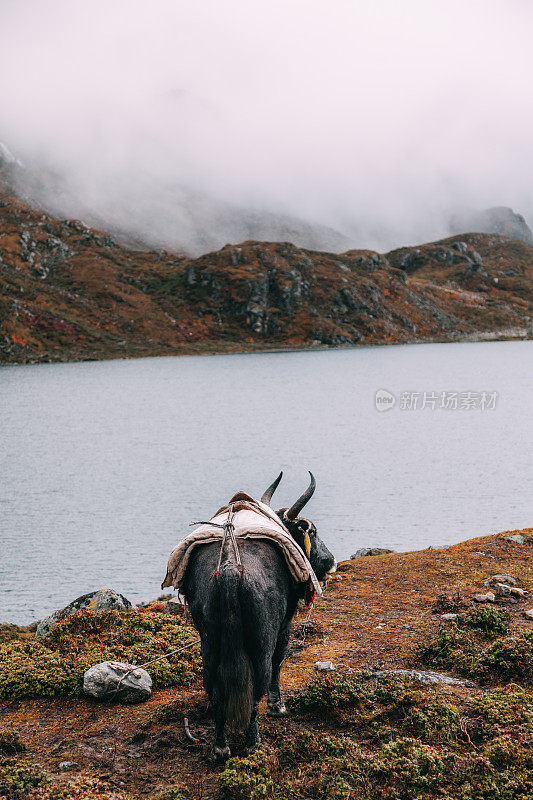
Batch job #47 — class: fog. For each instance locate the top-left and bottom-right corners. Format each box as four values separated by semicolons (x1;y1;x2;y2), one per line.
1;0;532;254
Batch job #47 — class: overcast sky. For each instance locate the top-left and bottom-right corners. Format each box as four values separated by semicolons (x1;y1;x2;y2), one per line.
0;0;532;249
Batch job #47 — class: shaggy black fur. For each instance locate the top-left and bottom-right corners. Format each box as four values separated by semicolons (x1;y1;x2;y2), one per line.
183;524;335;760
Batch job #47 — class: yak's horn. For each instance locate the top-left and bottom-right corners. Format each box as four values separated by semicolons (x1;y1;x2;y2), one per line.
286;471;316;520
261;471;283;505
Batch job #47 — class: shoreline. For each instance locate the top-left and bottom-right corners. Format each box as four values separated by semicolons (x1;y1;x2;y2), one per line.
2;527;531;628
1;327;531;369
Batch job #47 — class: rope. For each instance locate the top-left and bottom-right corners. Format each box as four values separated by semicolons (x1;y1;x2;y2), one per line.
108;503;241;699
190;503;241;572
297;601;316;647
111;637;201;697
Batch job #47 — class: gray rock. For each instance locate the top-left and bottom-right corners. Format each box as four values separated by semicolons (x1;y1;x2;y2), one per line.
58;761;80;771
370;669;475;687
440;613;458;621
315;661;335;671
164;597;185;614
495;583;511;597
484;574;517;588
473;592;495;603
350;547;395;558
449;206;533;244
452;241;468;254
83;660;152;703
506;534;525;544
510;587;527;597
523;609;533;620
36;589;132;639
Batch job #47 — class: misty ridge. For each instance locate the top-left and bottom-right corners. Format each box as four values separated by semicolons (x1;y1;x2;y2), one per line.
1;0;533;255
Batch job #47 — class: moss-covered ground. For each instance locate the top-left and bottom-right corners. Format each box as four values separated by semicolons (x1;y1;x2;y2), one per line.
0;528;531;799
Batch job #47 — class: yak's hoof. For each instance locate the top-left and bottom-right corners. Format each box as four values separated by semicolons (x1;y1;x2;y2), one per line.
267;702;288;717
245;736;261;755
212;745;231;762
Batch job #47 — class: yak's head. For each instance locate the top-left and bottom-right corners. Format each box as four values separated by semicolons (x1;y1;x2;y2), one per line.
261;471;336;581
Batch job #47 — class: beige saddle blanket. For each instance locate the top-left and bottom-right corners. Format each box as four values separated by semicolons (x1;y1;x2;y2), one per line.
161;492;322;596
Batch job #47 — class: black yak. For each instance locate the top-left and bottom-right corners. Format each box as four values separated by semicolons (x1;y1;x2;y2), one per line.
181;472;336;760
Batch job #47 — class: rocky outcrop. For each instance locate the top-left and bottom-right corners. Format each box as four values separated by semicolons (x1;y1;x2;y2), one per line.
0;174;531;364
36;589;132;638
369;669;475;687
450;206;533;244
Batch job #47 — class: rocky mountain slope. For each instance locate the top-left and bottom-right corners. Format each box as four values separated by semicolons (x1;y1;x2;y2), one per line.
0;160;531;365
5;144;355;256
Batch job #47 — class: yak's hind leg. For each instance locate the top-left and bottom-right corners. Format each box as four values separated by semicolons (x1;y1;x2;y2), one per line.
267;615;293;715
245;654;272;753
211;683;231;761
198;634;231;762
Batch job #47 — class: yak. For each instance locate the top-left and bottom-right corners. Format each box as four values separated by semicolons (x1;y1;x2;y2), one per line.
182;472;336;760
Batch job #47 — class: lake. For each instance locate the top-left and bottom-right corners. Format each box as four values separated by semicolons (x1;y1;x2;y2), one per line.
1;340;531;624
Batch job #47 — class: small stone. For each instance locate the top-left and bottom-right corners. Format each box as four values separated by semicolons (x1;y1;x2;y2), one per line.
473;592;495;603
59;762;80;771
510;587;527;597
523;609;533;620
315;661;335;671
484;574;517;588
440;613;458;621
495;583;511;596
506;534;524;544
83;661;152;703
350;547;395;558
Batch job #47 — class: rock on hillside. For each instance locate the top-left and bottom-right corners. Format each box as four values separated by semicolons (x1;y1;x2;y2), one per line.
450;206;533;244
0;165;531;363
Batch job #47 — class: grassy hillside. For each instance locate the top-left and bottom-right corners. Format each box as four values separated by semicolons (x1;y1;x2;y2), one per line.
1;165;531;364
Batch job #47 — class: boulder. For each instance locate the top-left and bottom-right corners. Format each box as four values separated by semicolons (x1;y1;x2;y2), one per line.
473;592;495;603
370;669;475;687
440;613;458;621
350;547;395;558
494;583;511;597
484;574;517;588
510;587;527;597
506;534;525;544
523;609;533;621
36;589;132;639
83;661;152;703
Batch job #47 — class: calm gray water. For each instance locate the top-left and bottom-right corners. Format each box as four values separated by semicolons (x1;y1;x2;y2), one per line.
1;341;532;624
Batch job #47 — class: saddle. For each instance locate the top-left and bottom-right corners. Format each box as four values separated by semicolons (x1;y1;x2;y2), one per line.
161;492;322;598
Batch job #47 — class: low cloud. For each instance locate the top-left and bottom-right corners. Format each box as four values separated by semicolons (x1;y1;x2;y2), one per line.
1;0;532;253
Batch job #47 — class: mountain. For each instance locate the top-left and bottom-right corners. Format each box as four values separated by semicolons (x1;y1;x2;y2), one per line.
5;147;355;256
449;206;533;245
1;158;531;364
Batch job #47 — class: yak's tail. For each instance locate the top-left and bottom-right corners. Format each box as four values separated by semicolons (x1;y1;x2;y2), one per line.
217;564;253;732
